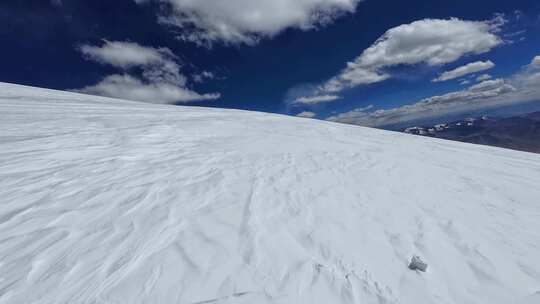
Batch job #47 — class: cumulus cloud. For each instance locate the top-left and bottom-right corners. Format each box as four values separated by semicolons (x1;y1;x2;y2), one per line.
433;60;495;82
294;94;340;104
296;111;317;118
75;41;219;103
476;74;492;82
327;55;540;127
135;0;361;46
318;17;504;95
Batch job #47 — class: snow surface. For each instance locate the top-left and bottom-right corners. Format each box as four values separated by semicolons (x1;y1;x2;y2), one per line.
1;82;540;304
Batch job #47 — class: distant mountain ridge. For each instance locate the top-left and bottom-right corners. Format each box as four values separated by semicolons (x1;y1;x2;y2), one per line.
402;111;540;153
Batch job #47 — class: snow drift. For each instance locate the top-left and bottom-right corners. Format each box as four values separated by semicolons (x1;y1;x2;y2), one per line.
1;82;539;304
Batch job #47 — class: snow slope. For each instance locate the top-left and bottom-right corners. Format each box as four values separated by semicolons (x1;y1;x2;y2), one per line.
1;82;540;304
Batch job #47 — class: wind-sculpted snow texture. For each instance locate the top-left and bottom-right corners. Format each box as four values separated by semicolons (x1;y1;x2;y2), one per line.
1;82;540;304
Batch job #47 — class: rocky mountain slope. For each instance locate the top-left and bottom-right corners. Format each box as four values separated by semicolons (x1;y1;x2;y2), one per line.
402;112;540;153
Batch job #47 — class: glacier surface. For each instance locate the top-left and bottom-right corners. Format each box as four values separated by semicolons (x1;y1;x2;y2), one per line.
1;82;540;304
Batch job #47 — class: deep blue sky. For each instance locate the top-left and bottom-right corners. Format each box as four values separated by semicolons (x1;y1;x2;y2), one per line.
1;0;540;126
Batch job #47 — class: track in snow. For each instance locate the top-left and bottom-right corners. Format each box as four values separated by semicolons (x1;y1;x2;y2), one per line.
1;82;540;304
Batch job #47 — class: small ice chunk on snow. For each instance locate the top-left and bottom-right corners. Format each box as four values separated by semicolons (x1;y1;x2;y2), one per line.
409;255;428;272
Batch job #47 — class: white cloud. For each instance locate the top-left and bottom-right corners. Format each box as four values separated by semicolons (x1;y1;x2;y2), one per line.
531;55;540;67
322;69;390;93
75;41;219;103
135;0;361;46
294;94;340;104
459;79;471;85
506;54;540;100
74;74;220;103
327;79;516;126
79;40;176;69
318;17;504;94
193;71;215;83
327;54;540;127
504;29;526;38
296;111;317;118
476;74;492;82
79;40;185;85
433;60;495;82
468;79;506;91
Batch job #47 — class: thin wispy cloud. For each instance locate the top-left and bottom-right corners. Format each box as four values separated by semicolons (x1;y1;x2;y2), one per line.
433;60;495;82
294;94;340;104
296;111;317;118
476;74;493;82
193;71;215;83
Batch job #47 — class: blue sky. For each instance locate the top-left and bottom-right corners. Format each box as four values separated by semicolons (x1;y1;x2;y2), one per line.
1;0;540;127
